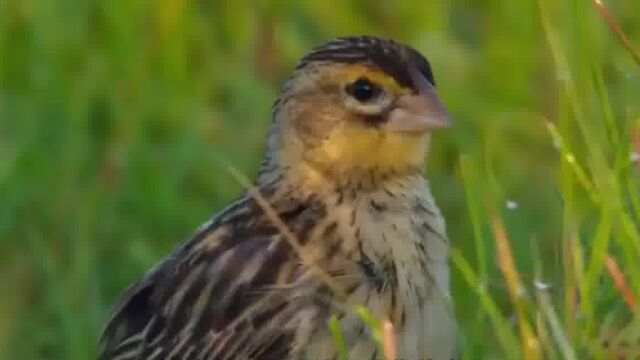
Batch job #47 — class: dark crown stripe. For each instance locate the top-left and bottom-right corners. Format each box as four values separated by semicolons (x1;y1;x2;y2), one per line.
297;36;436;90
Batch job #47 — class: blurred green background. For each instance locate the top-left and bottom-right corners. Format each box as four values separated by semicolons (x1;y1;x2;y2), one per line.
1;0;639;359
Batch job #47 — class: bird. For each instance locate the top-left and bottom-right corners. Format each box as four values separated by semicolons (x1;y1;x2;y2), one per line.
99;35;456;360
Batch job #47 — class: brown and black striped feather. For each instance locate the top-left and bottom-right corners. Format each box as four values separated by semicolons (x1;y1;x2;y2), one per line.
99;185;331;360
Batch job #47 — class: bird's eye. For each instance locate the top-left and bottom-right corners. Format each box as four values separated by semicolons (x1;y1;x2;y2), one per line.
346;77;381;102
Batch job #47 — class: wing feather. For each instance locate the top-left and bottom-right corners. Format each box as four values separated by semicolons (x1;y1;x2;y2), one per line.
100;192;327;360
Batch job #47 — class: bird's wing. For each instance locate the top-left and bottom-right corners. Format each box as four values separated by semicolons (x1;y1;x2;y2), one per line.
99;192;329;360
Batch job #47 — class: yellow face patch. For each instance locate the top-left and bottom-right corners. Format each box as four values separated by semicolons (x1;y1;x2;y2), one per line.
280;62;429;190
296;120;429;188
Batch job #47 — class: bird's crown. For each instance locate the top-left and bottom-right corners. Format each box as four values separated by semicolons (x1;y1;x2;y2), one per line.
297;36;436;91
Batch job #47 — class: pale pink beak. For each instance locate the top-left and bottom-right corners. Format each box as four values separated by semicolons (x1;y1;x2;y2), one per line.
385;66;452;133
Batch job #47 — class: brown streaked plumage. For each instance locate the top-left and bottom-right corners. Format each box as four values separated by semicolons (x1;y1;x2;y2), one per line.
100;36;455;360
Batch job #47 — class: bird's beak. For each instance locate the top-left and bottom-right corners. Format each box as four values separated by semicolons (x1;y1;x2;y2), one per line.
385;66;452;133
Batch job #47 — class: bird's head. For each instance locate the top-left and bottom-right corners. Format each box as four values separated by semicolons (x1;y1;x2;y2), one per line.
259;36;451;190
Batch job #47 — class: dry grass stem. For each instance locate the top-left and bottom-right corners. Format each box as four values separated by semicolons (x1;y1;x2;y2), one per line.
225;164;347;299
492;215;542;360
382;319;396;360
592;0;640;68
605;254;636;312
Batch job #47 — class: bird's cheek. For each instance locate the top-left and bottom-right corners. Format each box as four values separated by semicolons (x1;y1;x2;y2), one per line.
319;127;378;163
376;132;431;169
319;126;428;171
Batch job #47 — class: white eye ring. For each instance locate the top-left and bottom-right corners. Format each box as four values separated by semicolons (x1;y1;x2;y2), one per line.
343;80;393;117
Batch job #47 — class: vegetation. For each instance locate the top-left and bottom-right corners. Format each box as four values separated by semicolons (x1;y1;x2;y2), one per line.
1;0;639;358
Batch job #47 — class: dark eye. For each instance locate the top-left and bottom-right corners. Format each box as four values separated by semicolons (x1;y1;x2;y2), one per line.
346;77;381;102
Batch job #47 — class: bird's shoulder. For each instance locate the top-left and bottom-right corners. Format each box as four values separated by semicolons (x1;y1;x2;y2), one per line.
99;185;329;360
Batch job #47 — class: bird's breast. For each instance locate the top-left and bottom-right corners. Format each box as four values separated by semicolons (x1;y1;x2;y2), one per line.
304;179;455;359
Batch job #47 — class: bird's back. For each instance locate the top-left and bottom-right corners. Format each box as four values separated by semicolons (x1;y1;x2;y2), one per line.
99;184;333;360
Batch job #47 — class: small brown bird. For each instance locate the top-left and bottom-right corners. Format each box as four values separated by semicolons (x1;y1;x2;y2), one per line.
100;36;455;360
